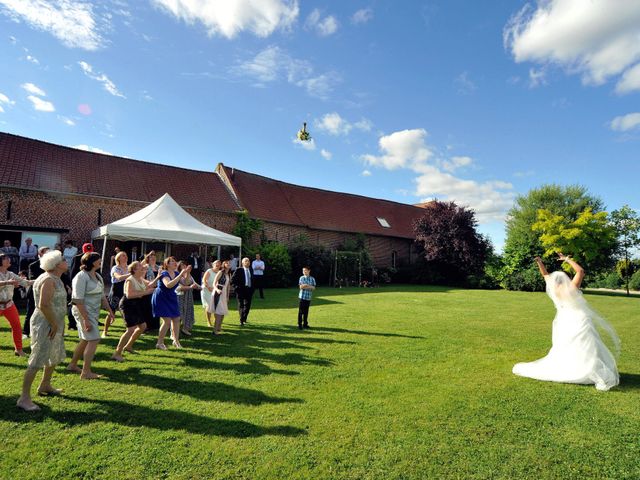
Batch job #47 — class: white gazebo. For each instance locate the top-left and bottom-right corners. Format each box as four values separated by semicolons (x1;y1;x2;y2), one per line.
91;193;241;266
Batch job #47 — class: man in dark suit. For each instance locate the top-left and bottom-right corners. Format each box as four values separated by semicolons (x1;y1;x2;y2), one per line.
231;257;254;325
22;246;49;336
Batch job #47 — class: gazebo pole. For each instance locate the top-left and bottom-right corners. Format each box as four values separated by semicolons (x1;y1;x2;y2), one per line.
100;236;108;276
217;245;221;260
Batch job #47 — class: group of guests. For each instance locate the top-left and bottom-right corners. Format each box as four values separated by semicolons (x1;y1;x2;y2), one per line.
3;239;319;412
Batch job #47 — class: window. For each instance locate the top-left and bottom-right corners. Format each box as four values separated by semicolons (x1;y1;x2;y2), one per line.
376;217;391;228
391;250;397;269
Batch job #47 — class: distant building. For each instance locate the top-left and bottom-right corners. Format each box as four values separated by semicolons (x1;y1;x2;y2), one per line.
1;132;426;269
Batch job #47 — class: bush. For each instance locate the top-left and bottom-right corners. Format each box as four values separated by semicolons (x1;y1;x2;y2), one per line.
258;241;292;288
629;270;640;291
289;244;333;286
589;271;623;289
502;264;546;292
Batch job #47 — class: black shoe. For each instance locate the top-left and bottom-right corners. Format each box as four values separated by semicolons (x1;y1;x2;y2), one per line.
303;323;309;329
298;324;303;330
68;326;77;330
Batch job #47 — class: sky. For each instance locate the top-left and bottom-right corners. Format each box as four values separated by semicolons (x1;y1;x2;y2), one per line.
1;0;639;251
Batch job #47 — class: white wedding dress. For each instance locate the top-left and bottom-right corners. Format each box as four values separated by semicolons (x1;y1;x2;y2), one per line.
513;271;620;391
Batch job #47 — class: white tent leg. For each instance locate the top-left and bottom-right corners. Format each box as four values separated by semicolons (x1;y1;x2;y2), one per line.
239;246;242;260
217;245;221;260
100;236;108;276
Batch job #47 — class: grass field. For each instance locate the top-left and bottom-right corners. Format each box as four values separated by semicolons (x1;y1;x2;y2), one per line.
0;286;638;479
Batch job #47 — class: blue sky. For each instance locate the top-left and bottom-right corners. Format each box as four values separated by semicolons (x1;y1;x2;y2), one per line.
1;0;639;251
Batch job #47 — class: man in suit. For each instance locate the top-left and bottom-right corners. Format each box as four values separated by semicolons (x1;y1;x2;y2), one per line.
22;246;49;337
231;257;254;325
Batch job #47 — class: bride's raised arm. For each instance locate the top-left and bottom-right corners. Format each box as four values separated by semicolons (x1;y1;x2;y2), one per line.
557;253;585;288
534;256;549;278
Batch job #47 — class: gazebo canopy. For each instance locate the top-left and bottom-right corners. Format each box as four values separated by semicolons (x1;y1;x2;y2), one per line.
92;193;241;246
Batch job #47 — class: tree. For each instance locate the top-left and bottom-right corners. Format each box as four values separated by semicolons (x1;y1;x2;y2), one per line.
259;241;292;288
532;207;617;274
610;205;640;295
232;210;263;248
413;201;490;284
501;184;605;291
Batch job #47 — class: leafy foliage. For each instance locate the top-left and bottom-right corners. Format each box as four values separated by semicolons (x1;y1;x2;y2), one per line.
630;269;640;291
258;241;292;288
288;239;333;286
610;205;640;294
232;210;263;248
413;201;490;284
501;184;606;291
532;207;617;272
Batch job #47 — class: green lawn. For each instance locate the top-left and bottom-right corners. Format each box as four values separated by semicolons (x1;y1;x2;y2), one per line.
0;286;638;479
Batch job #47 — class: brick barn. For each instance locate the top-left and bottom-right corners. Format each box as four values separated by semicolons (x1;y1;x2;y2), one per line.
0;132;425;272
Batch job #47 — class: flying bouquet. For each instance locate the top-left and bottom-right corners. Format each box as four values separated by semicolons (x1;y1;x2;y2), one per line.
297;122;311;142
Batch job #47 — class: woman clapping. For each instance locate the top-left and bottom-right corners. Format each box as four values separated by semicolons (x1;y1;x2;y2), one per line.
17;251;68;411
111;261;157;361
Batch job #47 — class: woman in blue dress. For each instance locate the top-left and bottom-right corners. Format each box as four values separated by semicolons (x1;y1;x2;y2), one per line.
152;256;191;350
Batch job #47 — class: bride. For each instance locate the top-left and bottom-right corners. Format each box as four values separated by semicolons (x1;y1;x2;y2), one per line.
513;253;620;391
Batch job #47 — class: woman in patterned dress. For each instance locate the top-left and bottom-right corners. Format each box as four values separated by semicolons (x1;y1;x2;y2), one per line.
103;251;130;337
177;261;200;336
16;251;68;412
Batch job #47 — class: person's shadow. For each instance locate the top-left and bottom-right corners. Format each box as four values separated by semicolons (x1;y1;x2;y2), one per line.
617;373;640;391
0;395;306;438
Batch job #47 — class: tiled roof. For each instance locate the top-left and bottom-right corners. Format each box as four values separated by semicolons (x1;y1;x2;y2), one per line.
0;132;239;212
220;166;425;239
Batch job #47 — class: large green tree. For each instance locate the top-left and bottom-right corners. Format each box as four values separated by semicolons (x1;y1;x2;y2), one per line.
610;205;640;295
501;184;605;291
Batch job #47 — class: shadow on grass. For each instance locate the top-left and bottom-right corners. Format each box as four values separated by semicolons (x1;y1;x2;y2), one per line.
96;366;303;405
617;373;640;391
583;289;640;299
0;395;306;438
227;284;457;310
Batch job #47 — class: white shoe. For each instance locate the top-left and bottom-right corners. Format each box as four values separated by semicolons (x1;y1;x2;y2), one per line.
22;334;28;340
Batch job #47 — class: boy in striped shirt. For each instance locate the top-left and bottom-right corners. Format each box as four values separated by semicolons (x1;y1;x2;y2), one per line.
298;266;316;330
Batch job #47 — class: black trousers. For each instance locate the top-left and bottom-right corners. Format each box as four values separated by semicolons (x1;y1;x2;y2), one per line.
298;299;311;326
237;296;253;324
23;287;35;335
254;276;264;298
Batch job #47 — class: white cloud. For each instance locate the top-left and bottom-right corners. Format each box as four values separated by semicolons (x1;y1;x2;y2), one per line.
232;46;341;99
361;129;434;170
315;112;372;136
0;92;15;112
610;113;640;132
360;129;515;223
454;71;476;94
528;67;547;87
58;115;75;126
292;136;316;151
441;156;472;172
616;63;640;94
25;54;39;64
320;149;332;160
504;0;640;93
361;170;372;177
78;61;125;98
27;95;54;112
352;8;373;25
151;0;299;39
21;82;45;96
73;144;111;155
305;8;338;36
0;0;104;50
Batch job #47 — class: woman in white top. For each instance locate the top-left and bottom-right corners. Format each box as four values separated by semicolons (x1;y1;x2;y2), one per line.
210;260;231;335
201;260;220;328
0;253;32;357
